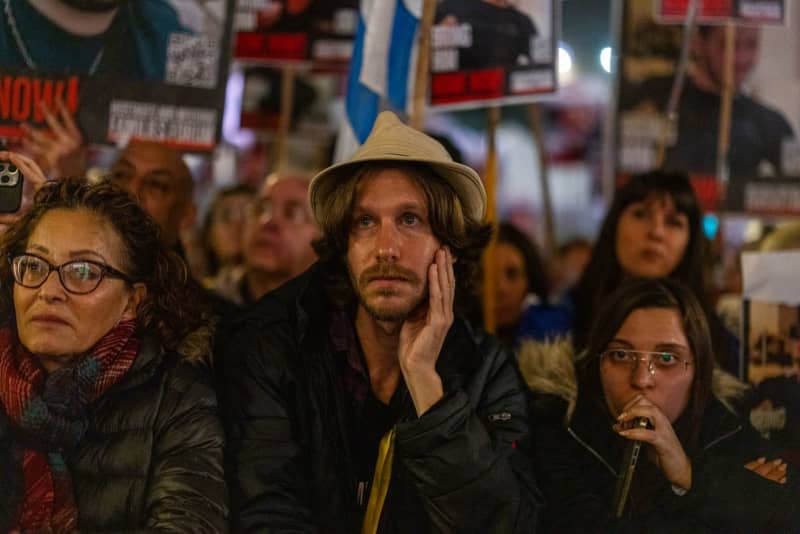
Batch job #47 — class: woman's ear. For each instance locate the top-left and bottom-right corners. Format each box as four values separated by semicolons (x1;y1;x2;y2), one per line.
121;283;147;321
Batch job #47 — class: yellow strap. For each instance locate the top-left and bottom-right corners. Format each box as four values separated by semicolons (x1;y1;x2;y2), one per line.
360;427;396;534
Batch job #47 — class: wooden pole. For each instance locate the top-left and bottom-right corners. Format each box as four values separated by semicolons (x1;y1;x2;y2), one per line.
275;65;295;171
410;0;437;130
717;21;736;187
527;103;555;255
482;106;501;334
655;0;699;168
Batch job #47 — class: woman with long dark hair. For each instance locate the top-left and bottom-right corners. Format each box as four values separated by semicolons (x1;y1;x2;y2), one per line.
518;170;737;371
522;278;798;531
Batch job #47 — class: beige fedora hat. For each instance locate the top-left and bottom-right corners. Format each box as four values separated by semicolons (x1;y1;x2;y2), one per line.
309;111;487;225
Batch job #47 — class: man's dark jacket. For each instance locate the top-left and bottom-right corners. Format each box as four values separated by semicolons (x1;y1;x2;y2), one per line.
222;264;542;532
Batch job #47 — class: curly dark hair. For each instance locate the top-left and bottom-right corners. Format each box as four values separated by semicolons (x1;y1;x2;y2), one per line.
0;178;207;353
579;278;715;452
312;162;492;314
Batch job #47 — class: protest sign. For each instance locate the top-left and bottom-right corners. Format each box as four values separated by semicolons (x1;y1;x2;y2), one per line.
234;0;358;68
429;0;558;110
0;0;235;151
614;0;800;213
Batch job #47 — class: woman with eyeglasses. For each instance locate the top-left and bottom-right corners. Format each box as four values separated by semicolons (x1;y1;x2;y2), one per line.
0;178;226;532
521;278;798;532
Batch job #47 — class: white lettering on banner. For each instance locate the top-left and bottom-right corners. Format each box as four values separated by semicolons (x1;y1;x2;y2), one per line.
781;140;800;175
533;36;552;63
620;113;675;145
432;48;458;72
313;40;354;60
333;8;358;35
432;24;472;48
166;34;220;89
510;69;553;93
233;12;257;31
237;0;270;10
739;1;782;20
619;143;656;172
108;101;217;147
745;184;800;212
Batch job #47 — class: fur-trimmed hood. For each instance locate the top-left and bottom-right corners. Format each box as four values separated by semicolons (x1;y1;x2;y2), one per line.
517;338;750;423
173;322;215;364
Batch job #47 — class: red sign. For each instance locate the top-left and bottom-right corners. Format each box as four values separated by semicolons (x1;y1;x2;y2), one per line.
656;0;785;25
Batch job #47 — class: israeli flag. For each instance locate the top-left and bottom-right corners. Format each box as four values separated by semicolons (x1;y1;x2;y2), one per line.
334;0;422;162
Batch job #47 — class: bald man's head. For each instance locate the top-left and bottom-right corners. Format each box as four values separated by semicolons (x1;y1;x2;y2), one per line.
109;141;196;247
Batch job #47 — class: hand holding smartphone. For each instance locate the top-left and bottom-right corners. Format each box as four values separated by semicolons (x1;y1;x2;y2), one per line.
0;161;24;213
612;416;651;518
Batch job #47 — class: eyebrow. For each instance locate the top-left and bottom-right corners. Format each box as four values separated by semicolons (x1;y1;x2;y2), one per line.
653;343;689;353
26;244;108;262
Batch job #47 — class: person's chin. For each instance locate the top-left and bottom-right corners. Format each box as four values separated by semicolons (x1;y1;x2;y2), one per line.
629;262;671;279
25;340;79;358
363;295;413;322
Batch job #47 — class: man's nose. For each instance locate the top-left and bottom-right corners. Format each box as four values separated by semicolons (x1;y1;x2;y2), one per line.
375;222;399;261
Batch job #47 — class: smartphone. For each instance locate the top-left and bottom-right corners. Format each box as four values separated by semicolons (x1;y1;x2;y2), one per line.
0;162;24;213
612;417;651;518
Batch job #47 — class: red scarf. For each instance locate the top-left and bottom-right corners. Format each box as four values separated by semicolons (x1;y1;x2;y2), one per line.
0;319;140;532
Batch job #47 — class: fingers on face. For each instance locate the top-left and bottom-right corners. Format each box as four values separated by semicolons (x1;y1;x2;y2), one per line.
428;248;454;321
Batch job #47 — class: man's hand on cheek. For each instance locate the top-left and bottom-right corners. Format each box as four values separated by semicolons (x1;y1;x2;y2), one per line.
399;246;455;415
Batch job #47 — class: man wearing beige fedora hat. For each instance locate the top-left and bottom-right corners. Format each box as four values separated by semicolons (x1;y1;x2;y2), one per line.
222;111;542;532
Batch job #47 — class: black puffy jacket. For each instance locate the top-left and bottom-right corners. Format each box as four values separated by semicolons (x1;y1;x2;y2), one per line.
222;264;542;533
1;334;228;533
519;340;800;533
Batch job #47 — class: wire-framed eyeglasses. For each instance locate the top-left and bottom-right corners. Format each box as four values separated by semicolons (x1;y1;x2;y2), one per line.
10;253;134;295
600;348;692;376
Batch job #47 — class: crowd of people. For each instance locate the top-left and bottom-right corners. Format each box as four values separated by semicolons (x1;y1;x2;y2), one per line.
0;106;797;533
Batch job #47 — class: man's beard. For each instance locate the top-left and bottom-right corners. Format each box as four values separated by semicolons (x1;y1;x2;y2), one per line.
350;263;427;322
59;0;123;12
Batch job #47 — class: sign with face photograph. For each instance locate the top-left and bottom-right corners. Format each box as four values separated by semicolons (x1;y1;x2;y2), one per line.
742;250;800;463
614;0;800;213
233;0;358;68
0;0;234;151
428;0;558;110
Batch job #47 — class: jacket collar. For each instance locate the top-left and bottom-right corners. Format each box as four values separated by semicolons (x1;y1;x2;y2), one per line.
105;332;162;395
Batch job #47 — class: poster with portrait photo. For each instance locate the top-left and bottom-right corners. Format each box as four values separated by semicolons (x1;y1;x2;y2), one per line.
0;0;235;151
742;251;800;463
429;0;558;110
234;0;358;68
614;0;800;213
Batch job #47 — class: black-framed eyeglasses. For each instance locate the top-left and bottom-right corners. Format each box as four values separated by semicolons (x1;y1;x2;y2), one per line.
599;348;692;376
10;253;134;295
